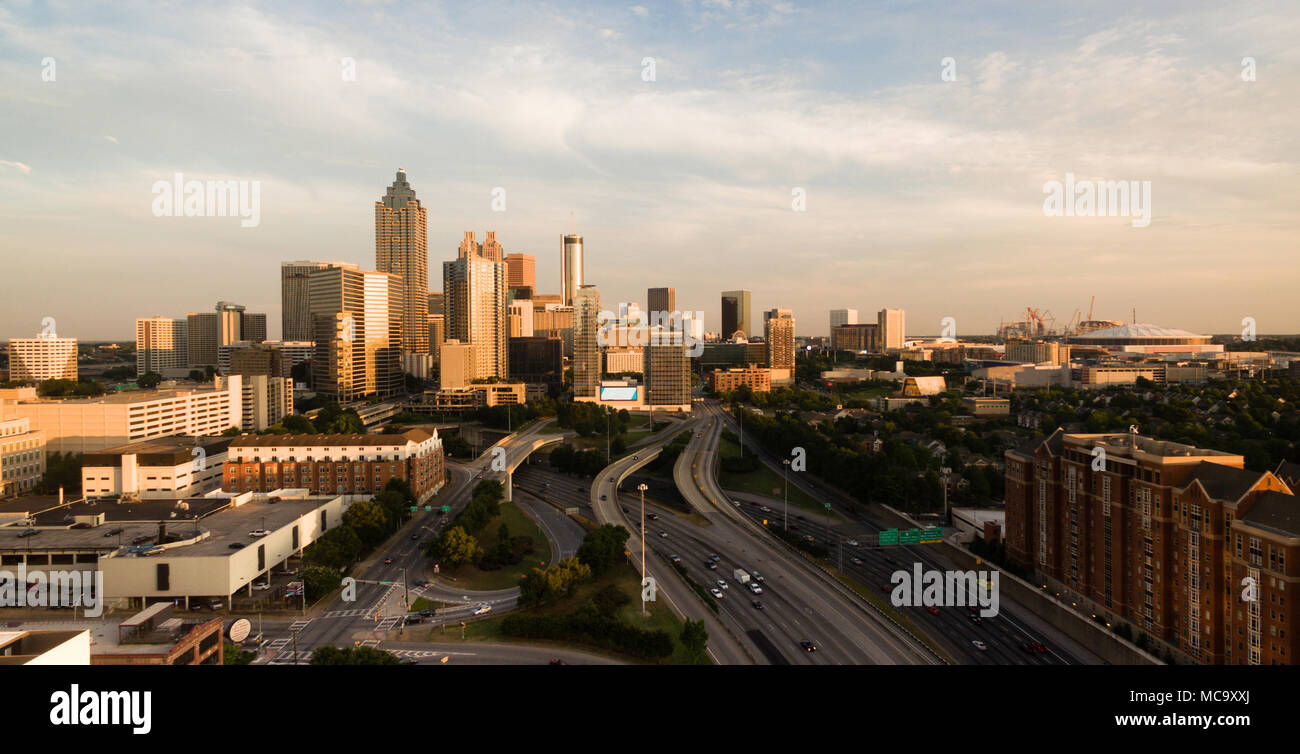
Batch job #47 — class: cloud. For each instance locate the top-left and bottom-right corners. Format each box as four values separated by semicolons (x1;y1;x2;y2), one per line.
0;160;32;174
105;135;118;144
630;5;648;16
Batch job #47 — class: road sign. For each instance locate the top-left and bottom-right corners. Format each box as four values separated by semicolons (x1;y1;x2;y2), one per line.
920;527;943;543
824;503;831;510
878;529;898;546
409;506;418;512
900;528;920;545
441;505;450;513
228;618;251;643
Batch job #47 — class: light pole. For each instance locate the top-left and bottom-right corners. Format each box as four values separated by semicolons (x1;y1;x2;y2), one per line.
606;411;611;463
638;482;649;617
940;466;952;526
782;459;791;530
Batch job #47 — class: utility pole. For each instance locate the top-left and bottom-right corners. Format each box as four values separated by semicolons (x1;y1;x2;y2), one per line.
402;566;408;610
638;482;649;617
782;458;791;530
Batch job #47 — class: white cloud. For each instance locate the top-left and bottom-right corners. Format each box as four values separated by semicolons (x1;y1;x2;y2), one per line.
0;160;32;174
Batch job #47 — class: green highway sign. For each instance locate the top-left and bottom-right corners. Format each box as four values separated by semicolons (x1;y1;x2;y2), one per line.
824;503;831;510
379;581;393;585
409;506;418;512
920;527;943;543
900;528;921;545
441;505;451;513
878;529;898;546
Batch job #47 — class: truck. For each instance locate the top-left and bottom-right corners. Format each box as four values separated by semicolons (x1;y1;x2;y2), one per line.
733;568;751;585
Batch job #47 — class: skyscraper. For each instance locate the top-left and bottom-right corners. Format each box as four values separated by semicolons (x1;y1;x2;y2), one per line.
645;328;690;408
721;290;751;339
443;242;508;381
481;231;504;263
281;261;358;342
375;169;429;355
764;308;795;370
505;253;536;289
878;308;906;350
572;285;601;398
186;312;218;367
830;308;858;331
561;234;584;307
216;301;246;346
7;332;78;381
647;287;676;321
135;316;188;375
309;266;404;400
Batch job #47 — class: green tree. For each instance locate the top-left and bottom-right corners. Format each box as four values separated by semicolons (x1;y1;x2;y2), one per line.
281;414;316;434
137;371;163;389
302;565;344;601
342;498;391;548
439;526;483;567
309;645;400;665
680;618;709;662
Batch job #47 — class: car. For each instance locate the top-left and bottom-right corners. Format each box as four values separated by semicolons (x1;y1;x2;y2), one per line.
845;539;860;546
800;641;818;652
252;582;271;591
968;614;982;625
749;582;763;594
925;606;940;616
669;554;681;563
400;658;419;665
1030;640;1047;654
248;529;269;537
622;507;629;513
971;640;988;651
404;615;425;625
383;557;394;565
708;553;720;562
548;658;566;666
228;542;245;550
17;529;39;538
102;528;124;537
70;522;92;529
659;531;668;538
709;588;723;599
803;535;815;542
632;455;639;460
751;600;764;610
715;579;728;590
760;506;772;513
131;535;152;545
208;600;224;610
750;571;764;583
851;557;864;565
647;513;658;521
706;561;717;570
281;568;297;576
473;604;492;615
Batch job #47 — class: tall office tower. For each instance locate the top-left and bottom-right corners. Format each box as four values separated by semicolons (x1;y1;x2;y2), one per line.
135;316;188;375
480;231;504;263
308;267;404;401
457;231;477;259
443;253;508;381
228;342;292;377
647;287;676;320
243;313;267;343
215;301;246;346
439;340;476;390
508;300;534;338
830;308;858;331
534;303;576;358
375;169;429;355
186;312;218;366
645;333;690;408
720;290;751;339
281;261;358;341
561;234;584;306
428;292;445;318
572;286;601;398
505;253;536;289
533;293;563;307
878;308;906;350
428;315;446;353
7;333;78;381
764;309;796;369
509;336;563;388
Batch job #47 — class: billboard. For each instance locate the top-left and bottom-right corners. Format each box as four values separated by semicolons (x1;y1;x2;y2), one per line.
600;386;638;401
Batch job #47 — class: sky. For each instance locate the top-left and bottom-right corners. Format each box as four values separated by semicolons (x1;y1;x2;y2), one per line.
0;0;1297;341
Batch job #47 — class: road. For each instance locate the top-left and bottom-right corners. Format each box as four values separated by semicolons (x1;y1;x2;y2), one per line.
707;399;1097;665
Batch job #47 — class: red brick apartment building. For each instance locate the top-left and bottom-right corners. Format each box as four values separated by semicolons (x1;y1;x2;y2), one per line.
1006;429;1299;665
222;429;445;503
707;364;772;393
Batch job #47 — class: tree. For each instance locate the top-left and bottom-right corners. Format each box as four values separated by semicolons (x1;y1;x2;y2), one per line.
576;525;629;577
439;526;483;567
680;619;709;661
221;426;242;436
309;645;400;665
302;565;343;601
137;371;163;389
342;498;391;548
281;414;316;434
223;643;255;665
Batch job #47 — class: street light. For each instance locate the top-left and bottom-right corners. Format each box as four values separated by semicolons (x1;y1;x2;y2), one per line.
638;482;649;617
782;459;791;530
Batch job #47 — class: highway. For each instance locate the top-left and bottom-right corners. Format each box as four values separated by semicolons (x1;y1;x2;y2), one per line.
705;399;1094;665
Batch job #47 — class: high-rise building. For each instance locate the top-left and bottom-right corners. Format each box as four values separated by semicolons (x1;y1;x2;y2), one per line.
186;312;217;367
308;266;404;401
375;169;429;355
508;336;563;388
764;309;795;370
508;300;534;338
135;317;188;376
428;292;445;317
830;308;858;331
878;308;906;350
243;312;267;344
572;286;601;398
644;329;690;408
215;301;246;347
7;333;78;382
428;315;446;354
831;323;880;352
505;253;536;290
228;342;292;378
281;261;358;342
439;340;476;390
721;290;751;339
647;287;676;320
534;303;575;358
561;234;584;307
480;231;503;263
443;246;507;381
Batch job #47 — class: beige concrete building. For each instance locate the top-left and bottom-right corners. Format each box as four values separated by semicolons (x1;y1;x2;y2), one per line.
375;170;429;355
81;436;230;499
443;241;507;381
217;374;292;431
281;261;358;342
309;266;404;401
135;316;188;376
604;347;644;375
573;286;602;398
439;340;476;390
764;308;795;371
0;416;45;496
878;308;906;351
0;629;92;665
7;333;77;381
1005;339;1071;365
508;299;534;338
505;253;535;289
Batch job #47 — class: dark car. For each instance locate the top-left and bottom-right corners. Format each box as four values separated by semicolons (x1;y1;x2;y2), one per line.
228;542;245;550
383;557;393;565
131;535;152;545
647;513;658;521
751;600;764;610
548;659;566;666
800;641;818;652
103;528;124;537
17;529;40;538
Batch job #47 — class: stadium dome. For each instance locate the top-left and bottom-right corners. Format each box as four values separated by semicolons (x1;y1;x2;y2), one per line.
1067;323;1211;347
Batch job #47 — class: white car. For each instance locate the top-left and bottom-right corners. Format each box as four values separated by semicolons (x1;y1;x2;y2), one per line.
715;579;728;590
845;539;860;547
760;506;772;513
971;640;988;651
248;529;269;537
749;582;763;594
473;604;492;615
252;582;271;591
709;588;723;599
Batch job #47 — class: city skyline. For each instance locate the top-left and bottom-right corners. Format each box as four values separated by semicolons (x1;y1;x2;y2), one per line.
2;2;1297;340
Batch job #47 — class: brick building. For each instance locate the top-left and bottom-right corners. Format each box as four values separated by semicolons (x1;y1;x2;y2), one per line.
1005;428;1299;664
223;429;445;503
707;365;771;393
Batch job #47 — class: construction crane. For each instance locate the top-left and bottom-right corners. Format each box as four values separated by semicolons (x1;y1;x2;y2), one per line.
1087;295;1095;321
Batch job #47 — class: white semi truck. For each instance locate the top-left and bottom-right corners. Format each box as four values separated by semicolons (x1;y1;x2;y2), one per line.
733;568;751;585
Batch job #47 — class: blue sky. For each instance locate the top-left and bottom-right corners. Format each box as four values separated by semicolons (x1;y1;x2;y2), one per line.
1;0;1297;340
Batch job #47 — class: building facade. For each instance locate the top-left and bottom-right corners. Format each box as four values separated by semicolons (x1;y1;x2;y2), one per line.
375;170;429;355
561;234;584;307
281;261;358;342
721;290;752;339
707;365;771;393
8;333;78;382
135;317;188;376
504;253;536;289
308;267;404;401
81;436;230;499
0;417;45;496
878;308;906;351
443;249;507;382
573;286;602;398
764;308;795;370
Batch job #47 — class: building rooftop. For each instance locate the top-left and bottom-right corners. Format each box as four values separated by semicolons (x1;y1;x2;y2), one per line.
1183;463;1268;502
1070;323;1208;340
1241;491;1300;538
82;436;232;467
228;429;433;448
